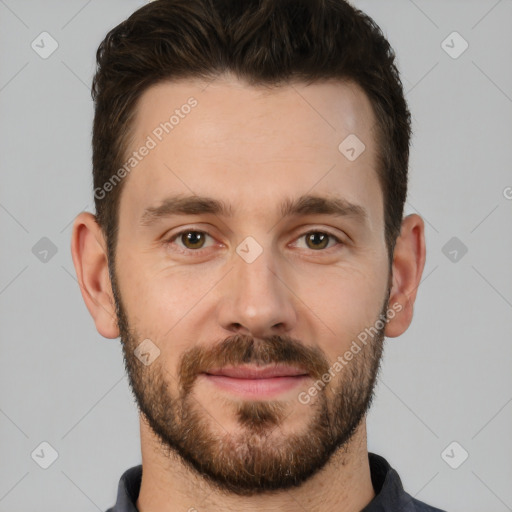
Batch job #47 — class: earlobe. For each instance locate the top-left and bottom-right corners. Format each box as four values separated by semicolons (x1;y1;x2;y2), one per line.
70;212;120;339
384;214;426;338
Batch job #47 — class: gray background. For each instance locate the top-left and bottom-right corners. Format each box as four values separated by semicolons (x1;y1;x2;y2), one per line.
0;0;511;511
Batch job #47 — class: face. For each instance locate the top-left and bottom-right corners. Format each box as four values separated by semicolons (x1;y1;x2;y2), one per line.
110;75;392;494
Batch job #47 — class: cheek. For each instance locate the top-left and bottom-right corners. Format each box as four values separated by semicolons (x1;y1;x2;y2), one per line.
298;263;387;358
114;253;179;338
116;259;217;359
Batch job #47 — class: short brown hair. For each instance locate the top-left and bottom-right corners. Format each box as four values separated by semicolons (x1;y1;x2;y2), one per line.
92;0;411;267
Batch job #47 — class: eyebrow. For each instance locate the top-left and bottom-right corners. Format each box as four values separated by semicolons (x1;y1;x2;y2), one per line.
139;193;369;227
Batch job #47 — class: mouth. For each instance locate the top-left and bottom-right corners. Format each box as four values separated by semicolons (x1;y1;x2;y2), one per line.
202;365;310;398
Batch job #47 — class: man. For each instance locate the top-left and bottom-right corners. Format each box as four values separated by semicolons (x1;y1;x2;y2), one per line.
71;0;447;511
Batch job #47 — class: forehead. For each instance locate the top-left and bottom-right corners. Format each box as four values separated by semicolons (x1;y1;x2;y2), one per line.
119;75;382;231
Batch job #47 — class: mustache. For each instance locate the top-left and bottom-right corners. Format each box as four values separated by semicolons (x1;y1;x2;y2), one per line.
178;333;331;395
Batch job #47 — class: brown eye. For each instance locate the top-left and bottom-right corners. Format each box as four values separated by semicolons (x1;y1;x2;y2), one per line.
180;231;207;249
290;230;344;253
164;229;215;253
304;232;331;250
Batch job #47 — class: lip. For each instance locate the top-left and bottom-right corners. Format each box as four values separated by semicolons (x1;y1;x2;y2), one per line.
204;364;309;379
202;365;310;398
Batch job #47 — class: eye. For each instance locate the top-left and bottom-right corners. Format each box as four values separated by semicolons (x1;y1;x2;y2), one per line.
163;228;344;255
164;230;215;253
292;231;344;251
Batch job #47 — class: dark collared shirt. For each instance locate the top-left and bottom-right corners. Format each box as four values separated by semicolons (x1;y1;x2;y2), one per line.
105;452;447;512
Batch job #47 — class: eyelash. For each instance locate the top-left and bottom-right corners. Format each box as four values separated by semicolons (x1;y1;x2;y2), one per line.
163;228;345;256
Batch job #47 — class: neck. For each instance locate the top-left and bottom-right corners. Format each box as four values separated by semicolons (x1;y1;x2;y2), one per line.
136;416;375;512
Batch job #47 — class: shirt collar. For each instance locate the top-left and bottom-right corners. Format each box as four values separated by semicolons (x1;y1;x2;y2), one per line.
106;452;443;512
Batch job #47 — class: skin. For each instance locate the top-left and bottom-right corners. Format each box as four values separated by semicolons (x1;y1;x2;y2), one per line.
71;74;425;512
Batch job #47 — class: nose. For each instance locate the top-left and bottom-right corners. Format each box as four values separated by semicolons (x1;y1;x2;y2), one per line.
215;245;297;339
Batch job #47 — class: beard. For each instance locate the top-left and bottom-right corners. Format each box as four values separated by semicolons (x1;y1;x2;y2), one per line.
110;264;390;496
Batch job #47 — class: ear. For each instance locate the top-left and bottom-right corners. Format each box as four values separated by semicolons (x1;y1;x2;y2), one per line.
70;212;120;339
385;213;426;338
